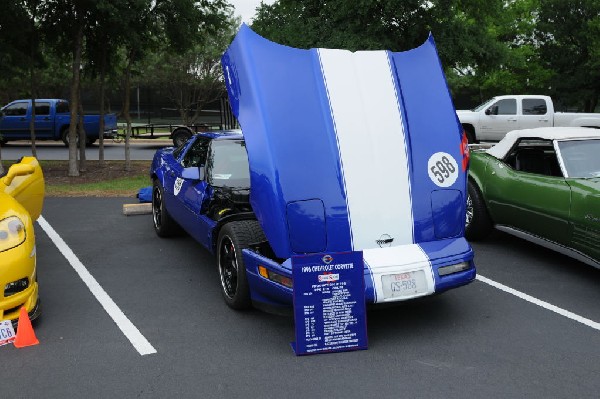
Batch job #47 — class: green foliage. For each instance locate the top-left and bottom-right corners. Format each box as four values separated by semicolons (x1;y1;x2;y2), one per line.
139;10;240;124
252;0;600;110
536;0;600;111
0;0;599;116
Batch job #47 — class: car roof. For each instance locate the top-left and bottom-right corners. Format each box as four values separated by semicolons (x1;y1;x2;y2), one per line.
487;127;600;159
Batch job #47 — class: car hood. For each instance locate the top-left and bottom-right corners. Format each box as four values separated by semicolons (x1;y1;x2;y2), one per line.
222;25;467;259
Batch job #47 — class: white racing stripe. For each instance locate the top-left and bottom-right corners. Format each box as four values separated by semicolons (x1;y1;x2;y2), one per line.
38;216;157;356
318;49;413;250
477;274;600;331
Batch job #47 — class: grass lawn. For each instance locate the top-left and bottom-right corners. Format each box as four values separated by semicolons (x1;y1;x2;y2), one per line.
38;160;152;197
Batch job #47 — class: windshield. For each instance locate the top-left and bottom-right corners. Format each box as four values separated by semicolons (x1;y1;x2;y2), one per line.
557;139;600;178
472;98;496;112
207;139;250;188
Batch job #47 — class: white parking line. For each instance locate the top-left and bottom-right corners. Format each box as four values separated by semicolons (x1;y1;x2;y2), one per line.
38;216;157;356
477;274;600;331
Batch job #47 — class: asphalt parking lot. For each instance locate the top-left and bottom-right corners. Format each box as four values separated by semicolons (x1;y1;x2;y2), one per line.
4;197;600;398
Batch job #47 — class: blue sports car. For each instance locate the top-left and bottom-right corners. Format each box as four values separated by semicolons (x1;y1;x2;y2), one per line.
150;25;476;312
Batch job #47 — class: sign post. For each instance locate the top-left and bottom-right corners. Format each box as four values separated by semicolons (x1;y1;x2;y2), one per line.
291;251;367;355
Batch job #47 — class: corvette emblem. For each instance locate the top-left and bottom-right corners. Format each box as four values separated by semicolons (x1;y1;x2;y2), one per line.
376;234;394;248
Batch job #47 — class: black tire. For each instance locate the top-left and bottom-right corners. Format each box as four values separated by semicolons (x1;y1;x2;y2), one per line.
217;221;266;310
152;179;180;237
463;125;477;144
86;137;97;146
0;137;7;145
61;127;80;147
172;128;192;147
61;128;70;147
465;180;492;241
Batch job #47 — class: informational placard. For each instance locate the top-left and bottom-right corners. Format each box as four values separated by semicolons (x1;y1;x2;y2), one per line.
0;320;16;346
291;251;367;355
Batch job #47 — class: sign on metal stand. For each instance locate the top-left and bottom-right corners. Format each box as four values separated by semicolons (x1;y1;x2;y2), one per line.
291;251;367;355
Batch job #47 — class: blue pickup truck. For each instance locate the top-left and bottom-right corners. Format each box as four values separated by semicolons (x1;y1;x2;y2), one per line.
0;99;117;146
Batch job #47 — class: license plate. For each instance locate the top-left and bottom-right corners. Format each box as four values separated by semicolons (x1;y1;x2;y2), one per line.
0;320;16;346
381;270;427;299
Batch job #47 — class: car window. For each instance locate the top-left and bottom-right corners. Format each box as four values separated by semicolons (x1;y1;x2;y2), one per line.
206;140;250;188
504;139;562;177
34;102;50;116
522;99;547;115
55;101;69;114
3;103;28;116
557;139;600;178
492;99;516;115
181;136;210;168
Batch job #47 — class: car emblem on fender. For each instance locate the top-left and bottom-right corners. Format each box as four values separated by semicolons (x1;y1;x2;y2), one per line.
376;234;394;248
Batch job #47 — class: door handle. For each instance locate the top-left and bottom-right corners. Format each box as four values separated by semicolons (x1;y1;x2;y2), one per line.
507;118;517;122
538;119;549;122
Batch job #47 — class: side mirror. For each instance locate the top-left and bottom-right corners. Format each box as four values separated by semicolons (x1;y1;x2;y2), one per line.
3;163;35;186
485;106;498;115
182;166;204;181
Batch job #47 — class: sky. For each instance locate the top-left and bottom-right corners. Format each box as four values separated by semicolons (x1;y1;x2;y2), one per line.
229;0;277;24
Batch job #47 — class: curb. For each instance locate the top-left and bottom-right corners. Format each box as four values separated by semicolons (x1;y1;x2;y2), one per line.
123;203;152;216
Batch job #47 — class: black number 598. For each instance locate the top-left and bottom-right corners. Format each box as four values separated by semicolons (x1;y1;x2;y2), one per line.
430;156;456;183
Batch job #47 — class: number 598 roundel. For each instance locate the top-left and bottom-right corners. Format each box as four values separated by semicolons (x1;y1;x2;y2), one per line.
150;25;475;312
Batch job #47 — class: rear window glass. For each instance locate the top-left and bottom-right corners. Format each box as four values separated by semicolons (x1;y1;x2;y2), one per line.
35;102;50;115
522;99;547;115
56;101;70;113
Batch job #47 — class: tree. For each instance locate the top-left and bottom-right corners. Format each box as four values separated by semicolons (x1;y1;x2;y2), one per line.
0;0;35;172
536;0;600;111
251;0;509;105
142;11;240;126
118;0;231;171
444;0;553;106
42;0;93;176
85;0;127;166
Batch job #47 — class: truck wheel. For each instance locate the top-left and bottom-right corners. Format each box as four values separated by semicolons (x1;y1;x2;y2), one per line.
86;138;97;146
465;180;492;241
61;127;80;147
152;179;180;237
171;128;192;147
463;125;477;144
217;221;266;310
0;137;7;145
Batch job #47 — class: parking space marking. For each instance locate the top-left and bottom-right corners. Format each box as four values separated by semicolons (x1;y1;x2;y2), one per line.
477;274;600;331
38;216;157;356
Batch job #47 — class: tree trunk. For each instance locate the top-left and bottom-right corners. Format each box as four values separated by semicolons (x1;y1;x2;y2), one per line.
78;93;87;172
28;0;37;158
98;46;107;166
123;53;133;172
29;97;37;157
68;22;84;177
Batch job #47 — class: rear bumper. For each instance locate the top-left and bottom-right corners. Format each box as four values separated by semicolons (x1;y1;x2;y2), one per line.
243;237;475;310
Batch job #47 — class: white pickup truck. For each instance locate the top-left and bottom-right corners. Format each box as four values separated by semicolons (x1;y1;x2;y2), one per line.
456;95;600;142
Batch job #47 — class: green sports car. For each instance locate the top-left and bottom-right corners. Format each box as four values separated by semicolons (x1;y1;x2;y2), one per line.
466;127;600;268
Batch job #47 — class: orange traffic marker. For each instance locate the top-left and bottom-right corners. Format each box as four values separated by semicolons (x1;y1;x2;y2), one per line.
13;306;39;348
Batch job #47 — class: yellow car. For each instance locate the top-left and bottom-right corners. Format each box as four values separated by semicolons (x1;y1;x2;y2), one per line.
0;157;44;326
